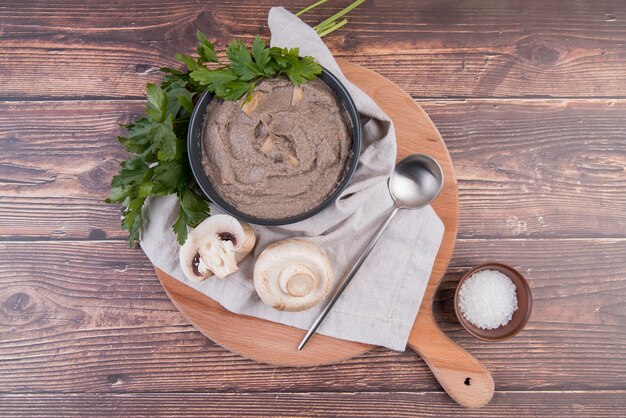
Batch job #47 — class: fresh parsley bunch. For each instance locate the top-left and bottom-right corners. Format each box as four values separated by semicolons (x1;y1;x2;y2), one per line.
107;32;322;246
106;76;208;247
173;33;322;102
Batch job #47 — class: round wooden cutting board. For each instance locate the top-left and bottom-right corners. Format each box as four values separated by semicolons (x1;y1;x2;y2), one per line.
156;60;458;365
156;62;494;408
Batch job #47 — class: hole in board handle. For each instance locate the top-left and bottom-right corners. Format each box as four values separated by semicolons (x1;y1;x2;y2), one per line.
464;377;471;386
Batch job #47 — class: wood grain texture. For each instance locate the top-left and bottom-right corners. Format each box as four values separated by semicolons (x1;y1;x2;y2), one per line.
2;1;626;99
427;99;626;239
1;0;626;414
1;239;624;393
1;99;624;240
156;267;373;367
0;391;625;417
407;320;494;408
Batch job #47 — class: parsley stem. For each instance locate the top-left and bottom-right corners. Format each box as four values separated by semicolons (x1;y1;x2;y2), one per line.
296;0;330;16
317;18;348;37
313;0;365;32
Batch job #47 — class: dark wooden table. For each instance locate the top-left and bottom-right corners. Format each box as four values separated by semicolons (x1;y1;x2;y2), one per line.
1;1;625;416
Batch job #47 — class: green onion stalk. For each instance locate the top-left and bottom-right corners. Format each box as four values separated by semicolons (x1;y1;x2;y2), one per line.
297;0;366;37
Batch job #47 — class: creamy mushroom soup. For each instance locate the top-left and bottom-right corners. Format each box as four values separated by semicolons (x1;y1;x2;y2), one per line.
201;77;352;219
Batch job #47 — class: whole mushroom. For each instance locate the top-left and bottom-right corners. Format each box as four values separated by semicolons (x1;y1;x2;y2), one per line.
179;215;256;282
254;239;333;312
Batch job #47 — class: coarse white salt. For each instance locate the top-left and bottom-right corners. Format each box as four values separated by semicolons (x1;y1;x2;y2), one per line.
458;269;518;330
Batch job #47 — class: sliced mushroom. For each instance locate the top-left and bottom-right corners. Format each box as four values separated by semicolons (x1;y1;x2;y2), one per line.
179;215;256;282
291;86;304;105
254;239;333;312
242;92;264;115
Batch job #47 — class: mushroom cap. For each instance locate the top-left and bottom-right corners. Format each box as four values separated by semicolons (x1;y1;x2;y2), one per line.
179;214;256;282
254;239;333;312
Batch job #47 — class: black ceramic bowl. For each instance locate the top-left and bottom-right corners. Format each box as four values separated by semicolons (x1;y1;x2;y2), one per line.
187;68;362;226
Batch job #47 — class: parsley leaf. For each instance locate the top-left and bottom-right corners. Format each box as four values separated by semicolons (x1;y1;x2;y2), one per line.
179;94;194;113
124;196;146;245
180;188;211;227
221;80;255;101
284;55;322;86
190;34;322;102
145;84;167;123
118;135;149;154
152;159;188;194
173;188;210;245
165;79;194;117
197;30;219;63
110;157;150;188
126;119;158;145
190;68;238;93
172;205;189;245
226;40;265;81
251;36;272;74
175;53;198;71
269;47;302;69
153;118;178;161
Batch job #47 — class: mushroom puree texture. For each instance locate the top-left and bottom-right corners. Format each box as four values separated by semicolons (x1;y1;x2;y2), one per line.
202;77;352;219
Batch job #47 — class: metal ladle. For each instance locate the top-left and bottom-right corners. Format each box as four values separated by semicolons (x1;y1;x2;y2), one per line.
298;154;445;350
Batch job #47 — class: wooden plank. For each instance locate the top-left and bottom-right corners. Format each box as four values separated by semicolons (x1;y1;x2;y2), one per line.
428;99;626;239
0;99;624;240
0;239;624;393
0;196;121;240
0;391;624;417
2;1;626;98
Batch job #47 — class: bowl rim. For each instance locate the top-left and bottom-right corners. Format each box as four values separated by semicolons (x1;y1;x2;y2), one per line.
453;262;533;341
187;67;362;226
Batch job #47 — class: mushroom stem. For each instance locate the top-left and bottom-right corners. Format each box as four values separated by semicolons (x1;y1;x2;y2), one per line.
201;240;239;279
254;239;333;312
195;255;211;277
279;265;316;297
179;215;256;282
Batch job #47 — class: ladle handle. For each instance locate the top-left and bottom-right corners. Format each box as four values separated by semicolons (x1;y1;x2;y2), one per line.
298;207;400;350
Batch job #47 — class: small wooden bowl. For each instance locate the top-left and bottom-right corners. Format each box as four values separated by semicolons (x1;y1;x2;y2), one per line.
454;262;532;341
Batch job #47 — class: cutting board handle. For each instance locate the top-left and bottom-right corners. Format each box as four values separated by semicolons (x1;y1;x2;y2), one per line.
407;314;494;408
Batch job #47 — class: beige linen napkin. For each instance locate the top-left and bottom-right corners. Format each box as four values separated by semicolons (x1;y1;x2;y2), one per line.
140;7;444;351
